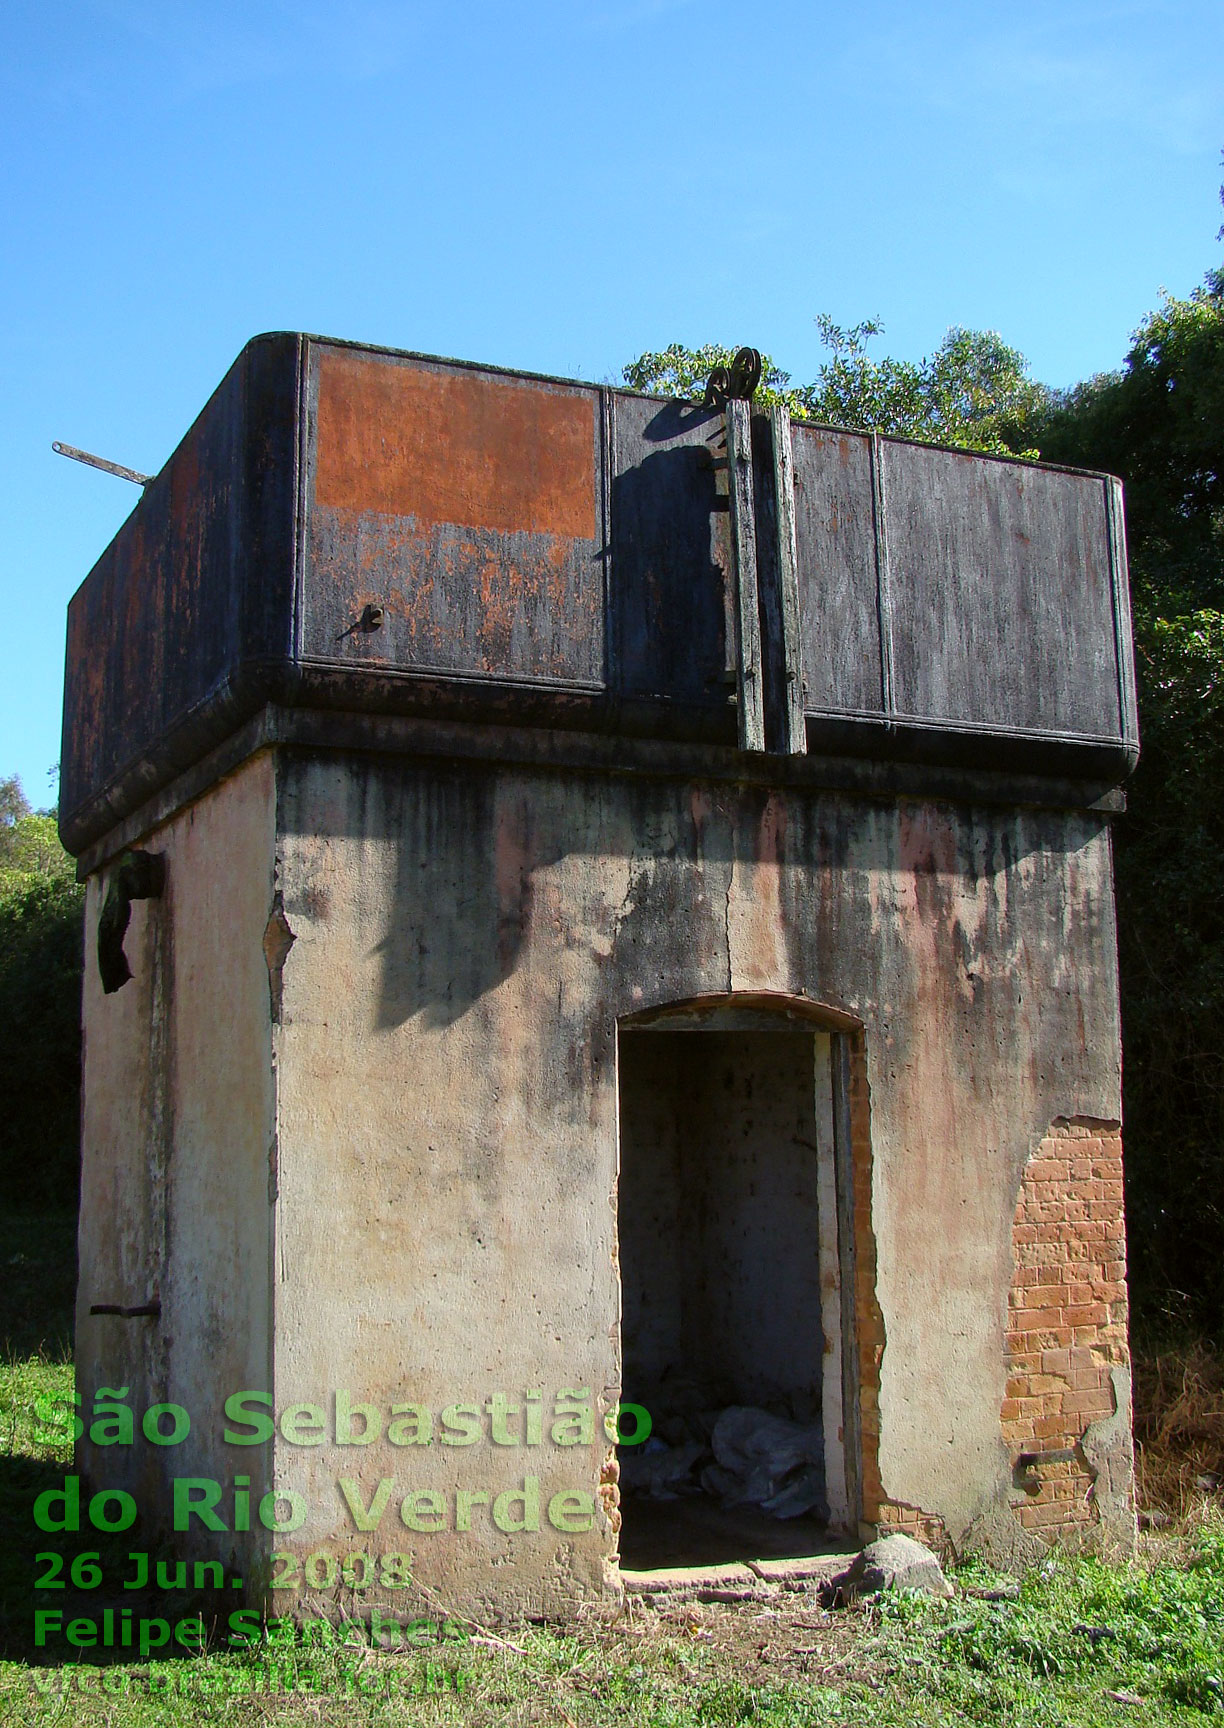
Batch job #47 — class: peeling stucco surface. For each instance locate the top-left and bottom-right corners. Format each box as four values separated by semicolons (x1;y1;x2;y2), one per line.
76;744;1129;1617
269;753;1124;1605
76;752;278;1565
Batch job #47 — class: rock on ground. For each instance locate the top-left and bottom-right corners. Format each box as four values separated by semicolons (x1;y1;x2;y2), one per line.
833;1534;953;1600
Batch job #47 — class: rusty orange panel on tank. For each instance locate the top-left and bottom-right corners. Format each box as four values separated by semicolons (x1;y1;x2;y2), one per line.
314;350;596;540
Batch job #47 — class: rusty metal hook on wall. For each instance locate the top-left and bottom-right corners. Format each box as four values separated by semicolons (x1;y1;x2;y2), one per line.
98;850;166;995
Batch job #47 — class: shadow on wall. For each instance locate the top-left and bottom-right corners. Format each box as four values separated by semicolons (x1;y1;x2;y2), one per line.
269;386;1117;1049
273;750;1113;1156
610;408;727;710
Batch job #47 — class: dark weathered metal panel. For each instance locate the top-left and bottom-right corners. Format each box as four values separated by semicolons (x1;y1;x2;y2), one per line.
58;336;1140;858
790;426;886;719
608;393;732;716
301;345;606;688
1106;476;1140;752
60;335;300;854
883;443;1122;738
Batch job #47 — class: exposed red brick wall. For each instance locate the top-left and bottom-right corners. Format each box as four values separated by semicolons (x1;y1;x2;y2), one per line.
874;1500;950;1551
1002;1119;1130;1535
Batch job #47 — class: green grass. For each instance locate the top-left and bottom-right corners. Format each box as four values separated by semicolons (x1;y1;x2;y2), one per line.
6;1555;1224;1728
860;1533;1224;1723
3;1208;1224;1723
0;1209;77;1678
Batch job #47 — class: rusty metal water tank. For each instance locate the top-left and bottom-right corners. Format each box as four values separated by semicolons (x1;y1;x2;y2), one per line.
59;333;1137;859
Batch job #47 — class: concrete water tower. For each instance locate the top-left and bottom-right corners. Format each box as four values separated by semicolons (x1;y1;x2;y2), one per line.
61;334;1138;1620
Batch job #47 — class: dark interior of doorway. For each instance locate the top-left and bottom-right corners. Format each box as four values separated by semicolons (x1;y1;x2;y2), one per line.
617;1026;840;1570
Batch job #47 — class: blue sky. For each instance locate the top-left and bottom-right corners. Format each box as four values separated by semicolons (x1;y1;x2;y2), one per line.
2;0;1221;813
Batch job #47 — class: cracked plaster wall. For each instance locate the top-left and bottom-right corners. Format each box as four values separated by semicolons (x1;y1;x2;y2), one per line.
75;742;1130;1619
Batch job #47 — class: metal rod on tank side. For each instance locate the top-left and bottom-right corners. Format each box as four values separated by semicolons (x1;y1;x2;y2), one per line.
52;441;152;486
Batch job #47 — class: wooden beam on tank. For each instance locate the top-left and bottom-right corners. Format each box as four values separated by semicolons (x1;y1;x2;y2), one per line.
726;399;766;753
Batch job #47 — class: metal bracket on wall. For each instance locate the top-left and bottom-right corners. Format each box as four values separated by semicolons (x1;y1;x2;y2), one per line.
98;849;166;995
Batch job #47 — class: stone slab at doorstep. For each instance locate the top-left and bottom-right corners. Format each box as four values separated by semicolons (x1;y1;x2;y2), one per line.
620;1562;761;1596
745;1554;854;1585
621;1551;855;1600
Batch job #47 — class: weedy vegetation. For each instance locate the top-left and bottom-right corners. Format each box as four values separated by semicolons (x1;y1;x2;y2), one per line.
1;1200;1223;1727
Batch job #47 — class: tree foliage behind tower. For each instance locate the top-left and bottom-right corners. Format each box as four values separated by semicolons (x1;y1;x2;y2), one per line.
0;776;83;1208
625;188;1224;1335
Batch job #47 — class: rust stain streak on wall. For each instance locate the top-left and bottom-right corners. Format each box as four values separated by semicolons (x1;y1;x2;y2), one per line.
314;351;596;541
